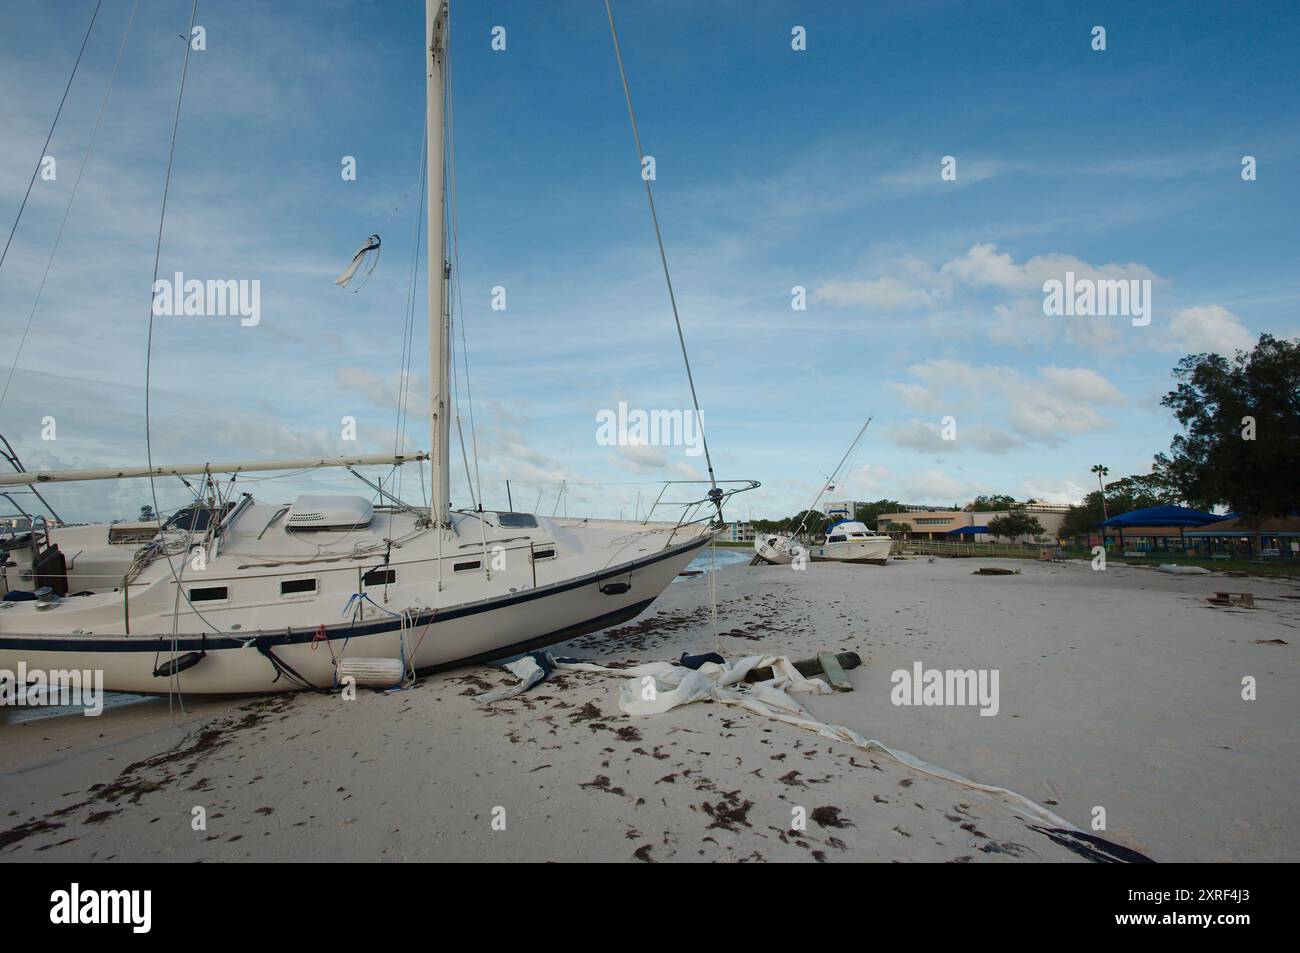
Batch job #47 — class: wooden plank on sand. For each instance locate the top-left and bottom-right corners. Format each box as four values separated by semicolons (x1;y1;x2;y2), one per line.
817;652;853;692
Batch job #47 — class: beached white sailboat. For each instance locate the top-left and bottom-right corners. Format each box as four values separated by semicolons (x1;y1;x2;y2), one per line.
0;1;749;695
754;418;889;566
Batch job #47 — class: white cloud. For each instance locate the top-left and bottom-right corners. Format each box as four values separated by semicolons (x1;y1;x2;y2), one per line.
887;419;956;453
886;419;1024;455
884;359;1122;450
903;468;979;503
939;243;1157;295
607;443;698;479
1016;478;1089;506
1165;305;1255;354
886;381;947;413
336;367;428;410
814;243;1170;353
1037;366;1126;405
814;276;936;311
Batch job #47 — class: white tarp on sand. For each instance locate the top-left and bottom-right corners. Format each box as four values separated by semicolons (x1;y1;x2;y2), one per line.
556;653;1082;833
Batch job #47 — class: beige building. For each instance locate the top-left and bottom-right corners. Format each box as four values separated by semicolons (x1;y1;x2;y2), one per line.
877;503;1070;543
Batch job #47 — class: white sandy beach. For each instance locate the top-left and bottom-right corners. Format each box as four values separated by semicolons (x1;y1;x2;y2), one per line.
2;555;1296;863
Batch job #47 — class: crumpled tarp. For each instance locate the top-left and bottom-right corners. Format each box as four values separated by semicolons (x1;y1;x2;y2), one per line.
473;651;554;703
472;649;1156;856
556;653;1083;834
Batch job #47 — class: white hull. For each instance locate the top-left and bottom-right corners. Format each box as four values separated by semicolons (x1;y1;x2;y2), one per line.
754;534;801;565
0;510;714;695
809;536;892;563
0;1;743;700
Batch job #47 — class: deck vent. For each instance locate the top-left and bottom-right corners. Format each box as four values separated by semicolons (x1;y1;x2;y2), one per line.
285;495;374;531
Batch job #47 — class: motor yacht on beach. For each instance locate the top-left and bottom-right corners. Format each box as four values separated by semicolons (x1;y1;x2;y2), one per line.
809;520;892;564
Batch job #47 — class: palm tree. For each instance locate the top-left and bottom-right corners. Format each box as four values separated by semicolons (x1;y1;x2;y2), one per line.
1090;464;1110;521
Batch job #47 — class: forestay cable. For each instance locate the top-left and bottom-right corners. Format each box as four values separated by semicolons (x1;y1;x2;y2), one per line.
141;0;209;718
604;0;722;517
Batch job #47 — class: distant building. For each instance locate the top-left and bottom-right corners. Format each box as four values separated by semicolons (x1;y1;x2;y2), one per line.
877;502;1070;543
822;500;866;521
726;520;755;542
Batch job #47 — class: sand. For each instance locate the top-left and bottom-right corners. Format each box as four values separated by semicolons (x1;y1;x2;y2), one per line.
2;556;1297;863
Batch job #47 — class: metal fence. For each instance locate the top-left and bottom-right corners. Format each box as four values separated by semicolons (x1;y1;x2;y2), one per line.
898;540;1046;560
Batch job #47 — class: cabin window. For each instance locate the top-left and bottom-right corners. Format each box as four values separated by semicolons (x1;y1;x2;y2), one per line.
827;534;847;543
362;568;396;587
497;512;538;528
280;578;317;596
453;560;481;572
531;547;556;561
189;586;228;602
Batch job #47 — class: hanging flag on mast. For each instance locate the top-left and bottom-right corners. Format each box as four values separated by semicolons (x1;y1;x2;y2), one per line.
335;234;381;290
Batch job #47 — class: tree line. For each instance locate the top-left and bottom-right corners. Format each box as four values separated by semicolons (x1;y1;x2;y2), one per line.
747;334;1297;540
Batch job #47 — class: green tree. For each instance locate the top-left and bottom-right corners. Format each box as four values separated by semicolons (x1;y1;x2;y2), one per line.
787;509;829;536
966;494;1018;512
1059;473;1180;540
1060;494;1103;539
853;499;904;528
1157;334;1299;522
986;508;1045;540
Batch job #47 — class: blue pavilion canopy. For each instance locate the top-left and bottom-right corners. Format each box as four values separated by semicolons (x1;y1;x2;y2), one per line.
947;525;989;536
1096;505;1221;528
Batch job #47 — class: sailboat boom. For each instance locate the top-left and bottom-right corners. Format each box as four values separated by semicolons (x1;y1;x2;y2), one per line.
0;452;428;486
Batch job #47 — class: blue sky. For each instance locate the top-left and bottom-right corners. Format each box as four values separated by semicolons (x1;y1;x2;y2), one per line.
1;0;1297;523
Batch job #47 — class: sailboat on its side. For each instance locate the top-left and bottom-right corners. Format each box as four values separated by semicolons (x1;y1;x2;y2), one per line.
754;418;890;566
0;1;753;695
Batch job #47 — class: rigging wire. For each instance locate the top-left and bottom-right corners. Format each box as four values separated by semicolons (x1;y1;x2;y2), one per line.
392;118;428;504
145;0;201;540
789;418;874;539
603;0;721;516
136;1;228;717
0;0;110;413
0;0;103;280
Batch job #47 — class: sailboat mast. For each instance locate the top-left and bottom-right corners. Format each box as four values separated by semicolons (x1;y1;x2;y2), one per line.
426;0;450;526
